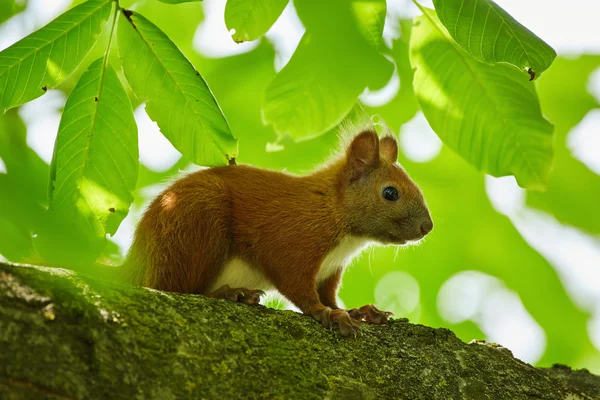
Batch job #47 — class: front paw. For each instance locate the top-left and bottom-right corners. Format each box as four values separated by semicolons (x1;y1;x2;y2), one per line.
348;304;393;325
311;307;361;337
312;306;333;328
330;309;361;337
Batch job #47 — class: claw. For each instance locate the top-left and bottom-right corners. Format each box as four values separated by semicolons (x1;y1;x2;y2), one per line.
330;309;362;337
356;304;393;325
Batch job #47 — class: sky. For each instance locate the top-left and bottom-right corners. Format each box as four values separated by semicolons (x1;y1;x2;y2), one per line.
0;0;599;365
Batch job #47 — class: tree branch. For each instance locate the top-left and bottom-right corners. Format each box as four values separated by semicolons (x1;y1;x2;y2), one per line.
1;262;598;399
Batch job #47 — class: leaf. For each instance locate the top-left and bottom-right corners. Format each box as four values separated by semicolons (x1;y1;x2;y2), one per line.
432;0;556;79
262;33;365;141
118;10;237;166
409;8;554;190
263;0;392;140
225;0;288;43
50;57;138;243
350;0;387;50
0;0;113;111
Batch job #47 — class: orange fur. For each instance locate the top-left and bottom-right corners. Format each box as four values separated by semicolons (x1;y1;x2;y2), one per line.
123;129;433;334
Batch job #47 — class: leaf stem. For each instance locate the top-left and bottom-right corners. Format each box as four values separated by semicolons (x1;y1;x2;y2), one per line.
103;3;119;69
81;2;119;197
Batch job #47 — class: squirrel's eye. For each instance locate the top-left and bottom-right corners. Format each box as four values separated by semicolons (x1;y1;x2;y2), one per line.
382;186;399;201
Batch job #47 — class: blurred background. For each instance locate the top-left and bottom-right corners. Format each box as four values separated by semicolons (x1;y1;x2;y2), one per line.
1;0;599;372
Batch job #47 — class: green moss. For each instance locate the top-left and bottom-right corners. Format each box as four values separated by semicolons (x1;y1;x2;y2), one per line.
1;262;600;400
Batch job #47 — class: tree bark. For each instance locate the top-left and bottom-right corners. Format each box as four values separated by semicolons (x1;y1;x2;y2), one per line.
1;262;598;400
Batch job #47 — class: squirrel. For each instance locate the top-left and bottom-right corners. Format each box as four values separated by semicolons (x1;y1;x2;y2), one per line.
123;127;433;336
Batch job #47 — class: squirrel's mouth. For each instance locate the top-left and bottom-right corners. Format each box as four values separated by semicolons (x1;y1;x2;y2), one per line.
391;231;425;245
377;227;423;245
382;234;408;246
408;234;426;243
372;233;405;245
390;223;423;244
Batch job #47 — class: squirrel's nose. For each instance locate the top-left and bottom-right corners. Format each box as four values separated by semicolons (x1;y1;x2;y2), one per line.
420;218;433;236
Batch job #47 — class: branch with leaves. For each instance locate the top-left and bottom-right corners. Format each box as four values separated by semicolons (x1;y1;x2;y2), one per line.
0;0;556;265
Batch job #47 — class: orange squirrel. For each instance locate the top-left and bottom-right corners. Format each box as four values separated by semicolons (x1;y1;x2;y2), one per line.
124;128;433;336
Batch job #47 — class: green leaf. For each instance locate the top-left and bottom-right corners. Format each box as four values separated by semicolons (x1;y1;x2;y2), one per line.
0;0;113;111
409;8;554;190
50;57;138;243
432;0;556;79
262;33;366;141
263;0;392;140
350;0;387;50
118;10;238;166
225;0;288;43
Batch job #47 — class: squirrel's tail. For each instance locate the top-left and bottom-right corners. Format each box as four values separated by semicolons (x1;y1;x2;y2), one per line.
119;237;151;287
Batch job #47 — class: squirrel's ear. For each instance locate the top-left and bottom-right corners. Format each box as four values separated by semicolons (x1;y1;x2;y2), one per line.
346;130;380;180
379;135;398;163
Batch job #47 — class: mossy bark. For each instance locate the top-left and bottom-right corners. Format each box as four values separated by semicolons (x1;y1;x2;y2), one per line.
1;262;598;400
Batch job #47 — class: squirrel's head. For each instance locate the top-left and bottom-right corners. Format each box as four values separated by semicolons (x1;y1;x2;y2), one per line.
341;130;433;245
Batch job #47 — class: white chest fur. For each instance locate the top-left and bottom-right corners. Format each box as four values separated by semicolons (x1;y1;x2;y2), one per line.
316;235;371;283
208;236;371;292
209;258;274;292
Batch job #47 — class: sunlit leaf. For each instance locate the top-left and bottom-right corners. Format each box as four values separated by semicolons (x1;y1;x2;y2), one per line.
263;0;392;140
409;8;553;190
225;0;288;43
118;10;237;166
263;33;365;141
350;0;387;50
432;0;556;79
0;0;113;111
50;57;138;242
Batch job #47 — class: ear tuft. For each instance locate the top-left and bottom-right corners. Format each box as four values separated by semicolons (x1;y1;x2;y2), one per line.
346;130;379;180
380;135;398;163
